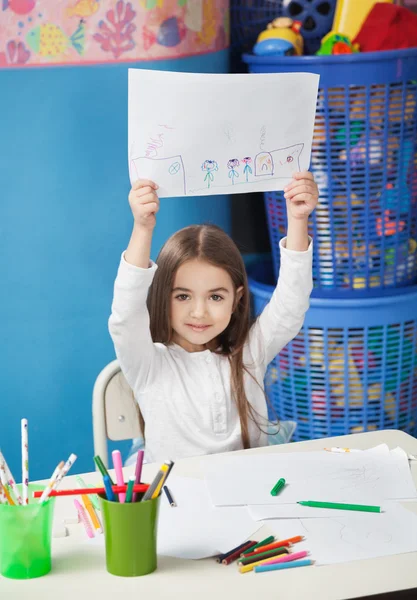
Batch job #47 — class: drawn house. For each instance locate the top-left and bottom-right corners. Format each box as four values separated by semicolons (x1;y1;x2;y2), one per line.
255;152;274;176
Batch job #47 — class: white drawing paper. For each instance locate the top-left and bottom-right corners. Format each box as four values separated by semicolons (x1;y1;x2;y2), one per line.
266;502;417;566
203;450;417;507
157;476;261;559
128;69;320;197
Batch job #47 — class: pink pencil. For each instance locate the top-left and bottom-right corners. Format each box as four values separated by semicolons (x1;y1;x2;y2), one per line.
261;550;309;567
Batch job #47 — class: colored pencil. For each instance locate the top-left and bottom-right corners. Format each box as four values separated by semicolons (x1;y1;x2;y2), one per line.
163;485;176;507
131;449;144;503
298;500;381;513
0;450;22;505
152;461;174;499
33;483;149;498
0;480;14;505
253;536;304;554
221;541;255;565
252;536;275;550
259;550;309;568
243;542;291;559
21;418;29;505
37;460;65;504
142;461;173;501
254;559;314;573
39;454;77;503
239;552;289;574
239;547;289;566
0;481;7;504
216;541;255;563
241;538;272;556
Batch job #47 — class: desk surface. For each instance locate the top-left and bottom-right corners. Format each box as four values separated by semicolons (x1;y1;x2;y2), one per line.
2;429;417;600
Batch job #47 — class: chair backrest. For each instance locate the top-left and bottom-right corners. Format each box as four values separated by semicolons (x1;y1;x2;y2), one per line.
92;360;142;468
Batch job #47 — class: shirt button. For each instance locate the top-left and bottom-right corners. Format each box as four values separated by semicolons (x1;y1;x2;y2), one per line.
206;355;212;363
215;392;221;400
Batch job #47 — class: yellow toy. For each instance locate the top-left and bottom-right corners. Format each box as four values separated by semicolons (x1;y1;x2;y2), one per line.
253;17;304;56
332;0;393;40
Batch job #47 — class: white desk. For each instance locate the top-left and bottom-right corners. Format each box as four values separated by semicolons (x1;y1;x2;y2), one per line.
2;429;417;600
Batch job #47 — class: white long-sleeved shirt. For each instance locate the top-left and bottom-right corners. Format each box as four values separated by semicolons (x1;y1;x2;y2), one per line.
109;238;313;463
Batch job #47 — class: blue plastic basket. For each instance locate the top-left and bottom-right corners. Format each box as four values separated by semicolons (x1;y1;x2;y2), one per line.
248;260;417;440
231;0;336;57
244;49;417;296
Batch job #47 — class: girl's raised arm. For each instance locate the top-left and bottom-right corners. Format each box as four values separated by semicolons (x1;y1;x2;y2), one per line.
108;180;161;394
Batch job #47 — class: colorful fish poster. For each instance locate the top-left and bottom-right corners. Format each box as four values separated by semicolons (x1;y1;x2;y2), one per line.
0;0;229;68
128;69;320;197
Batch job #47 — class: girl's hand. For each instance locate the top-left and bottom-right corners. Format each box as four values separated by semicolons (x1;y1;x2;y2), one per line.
284;171;318;221
128;179;160;231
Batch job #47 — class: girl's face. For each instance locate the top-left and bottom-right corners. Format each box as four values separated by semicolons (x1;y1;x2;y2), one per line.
170;259;243;353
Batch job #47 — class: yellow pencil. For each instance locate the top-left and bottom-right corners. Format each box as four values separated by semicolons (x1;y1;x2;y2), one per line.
2;484;15;506
239;553;289;574
81;494;102;533
151;464;169;499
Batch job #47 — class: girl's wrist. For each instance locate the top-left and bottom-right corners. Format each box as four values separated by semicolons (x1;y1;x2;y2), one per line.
286;217;310;251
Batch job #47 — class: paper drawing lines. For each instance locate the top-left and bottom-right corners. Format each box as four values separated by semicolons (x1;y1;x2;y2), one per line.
131;155;187;196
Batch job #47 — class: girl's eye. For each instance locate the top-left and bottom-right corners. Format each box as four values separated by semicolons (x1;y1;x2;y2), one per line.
211;294;223;302
175;294;189;301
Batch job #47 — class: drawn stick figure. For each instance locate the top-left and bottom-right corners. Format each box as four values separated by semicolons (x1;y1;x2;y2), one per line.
242;156;253;182
201;160;219;188
227;158;240;185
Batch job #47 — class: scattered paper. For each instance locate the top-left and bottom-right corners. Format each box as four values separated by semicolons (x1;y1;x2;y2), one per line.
128;69;319;197
204;450;417;507
157;476;261;559
266;502;417;566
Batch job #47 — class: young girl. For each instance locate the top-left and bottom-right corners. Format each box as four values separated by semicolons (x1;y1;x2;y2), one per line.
109;173;318;463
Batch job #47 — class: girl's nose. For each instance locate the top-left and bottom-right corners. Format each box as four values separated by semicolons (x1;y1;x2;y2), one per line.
189;300;206;318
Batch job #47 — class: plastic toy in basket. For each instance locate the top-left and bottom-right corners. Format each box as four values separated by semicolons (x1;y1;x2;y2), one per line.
253;17;303;56
316;31;359;55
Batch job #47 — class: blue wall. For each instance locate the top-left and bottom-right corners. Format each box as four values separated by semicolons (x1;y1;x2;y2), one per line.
0;50;230;482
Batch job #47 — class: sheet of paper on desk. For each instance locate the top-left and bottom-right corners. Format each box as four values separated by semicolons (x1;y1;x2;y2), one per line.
266;502;417;566
204;449;416;507
128;69;319;197
157;476;261;560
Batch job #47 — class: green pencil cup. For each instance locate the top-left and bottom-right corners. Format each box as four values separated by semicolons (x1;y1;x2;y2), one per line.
0;484;56;579
99;493;160;577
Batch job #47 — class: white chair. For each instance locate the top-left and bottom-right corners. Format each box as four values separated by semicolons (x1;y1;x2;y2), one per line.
92;360;142;468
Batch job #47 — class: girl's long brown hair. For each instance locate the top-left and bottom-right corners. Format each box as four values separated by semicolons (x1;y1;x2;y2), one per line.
144;224;268;449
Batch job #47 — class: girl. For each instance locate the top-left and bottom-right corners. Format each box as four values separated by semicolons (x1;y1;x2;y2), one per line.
109;172;318;463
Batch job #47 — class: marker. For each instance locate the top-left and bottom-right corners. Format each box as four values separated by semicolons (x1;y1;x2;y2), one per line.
270;477;286;496
125;476;135;503
94;455;114;486
298;500;381;513
103;475;116;502
74;499;94;539
81;494;102;533
131;449;144;503
112;450;125;502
